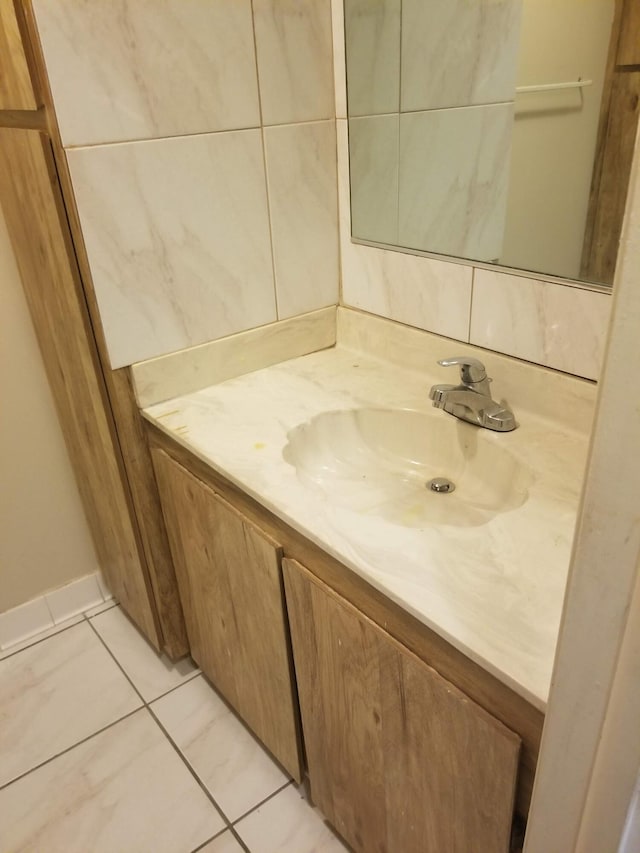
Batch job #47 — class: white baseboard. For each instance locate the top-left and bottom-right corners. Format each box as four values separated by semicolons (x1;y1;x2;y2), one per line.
0;572;114;651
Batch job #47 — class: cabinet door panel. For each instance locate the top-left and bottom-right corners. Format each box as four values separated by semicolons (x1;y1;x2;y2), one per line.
152;449;302;781
0;0;38;109
283;557;520;853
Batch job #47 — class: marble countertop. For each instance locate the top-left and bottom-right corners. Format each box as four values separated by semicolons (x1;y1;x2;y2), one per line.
143;341;590;712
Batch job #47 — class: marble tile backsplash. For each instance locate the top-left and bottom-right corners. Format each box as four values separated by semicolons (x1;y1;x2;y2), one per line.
470;270;611;380
264;121;339;318
32;0;260;146
35;0;338;369
253;0;334;125
67;131;277;368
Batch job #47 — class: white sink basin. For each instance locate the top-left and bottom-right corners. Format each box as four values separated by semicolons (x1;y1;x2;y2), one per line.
283;408;532;528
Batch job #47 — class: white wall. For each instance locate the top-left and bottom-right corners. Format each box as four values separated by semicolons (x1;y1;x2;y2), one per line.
0;208;98;612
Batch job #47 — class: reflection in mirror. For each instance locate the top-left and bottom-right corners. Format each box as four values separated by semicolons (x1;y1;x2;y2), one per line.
345;0;640;287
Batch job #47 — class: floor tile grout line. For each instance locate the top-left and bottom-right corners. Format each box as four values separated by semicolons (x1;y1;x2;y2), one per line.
84;606;201;705
4;609;283;848
146;703;236;831
231;778;294;826
228;824;252;853
83;614;148;706
0;706;142;793
85;614;235;833
189;825;229;853
83;600;119;619
85;612;295;842
149;668;202;703
0;618;85;663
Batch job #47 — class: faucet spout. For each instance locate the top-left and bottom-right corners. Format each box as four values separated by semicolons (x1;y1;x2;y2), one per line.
429;358;517;432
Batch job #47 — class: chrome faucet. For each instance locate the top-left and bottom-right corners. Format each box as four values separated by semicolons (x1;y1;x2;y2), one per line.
429;357;517;432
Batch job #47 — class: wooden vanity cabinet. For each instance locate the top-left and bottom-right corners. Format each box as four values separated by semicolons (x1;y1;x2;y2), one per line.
147;426;542;843
151;448;303;782
283;557;521;853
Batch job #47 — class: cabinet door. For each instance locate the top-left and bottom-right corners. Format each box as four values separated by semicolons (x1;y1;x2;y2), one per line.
0;0;39;110
152;449;303;782
283;557;520;853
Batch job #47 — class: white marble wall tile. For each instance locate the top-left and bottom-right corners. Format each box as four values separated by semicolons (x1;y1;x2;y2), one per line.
398;106;514;262
470;270;611;379
152;676;289;821
0;711;224;853
337;120;472;341
91;606;198;702
32;0;260;146
331;0;348;119
401;0;523;112
264;121;339;319
67;130;277;368
0;622;141;786
349;115;399;244
235;785;347;852
253;0;334;125
132;307;336;408
343;0;401;116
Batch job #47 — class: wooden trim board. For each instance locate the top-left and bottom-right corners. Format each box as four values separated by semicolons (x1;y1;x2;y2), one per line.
0;127;161;647
14;0;188;658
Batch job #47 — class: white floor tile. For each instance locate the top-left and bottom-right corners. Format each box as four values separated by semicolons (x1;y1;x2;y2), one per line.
0;709;225;853
198;830;246;852
0;622;141;787
90;605;198;701
235;785;347;853
152;675;289;821
0;614;84;660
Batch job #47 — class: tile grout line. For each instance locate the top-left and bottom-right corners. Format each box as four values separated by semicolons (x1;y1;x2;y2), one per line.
83;615;239;840
189;825;230;853
2;609;289;850
0;707;142;793
249;0;281;323
64;117;335;151
84;613;148;705
0;617;85;663
231;778;294;826
147;703;239;834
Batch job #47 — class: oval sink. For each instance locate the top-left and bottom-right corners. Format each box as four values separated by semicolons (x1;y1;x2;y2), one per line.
283;408;532;528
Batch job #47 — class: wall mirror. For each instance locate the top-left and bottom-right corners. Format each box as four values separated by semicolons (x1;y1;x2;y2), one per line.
344;0;640;288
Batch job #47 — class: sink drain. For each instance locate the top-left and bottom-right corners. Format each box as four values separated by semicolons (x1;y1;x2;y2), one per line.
427;477;456;494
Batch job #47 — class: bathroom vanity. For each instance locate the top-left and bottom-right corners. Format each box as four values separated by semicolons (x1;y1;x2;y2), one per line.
141;309;595;853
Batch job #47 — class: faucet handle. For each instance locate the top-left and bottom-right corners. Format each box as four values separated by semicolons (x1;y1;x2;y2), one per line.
437;356;488;386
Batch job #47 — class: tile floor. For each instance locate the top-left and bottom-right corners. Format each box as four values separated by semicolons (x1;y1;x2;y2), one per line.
0;602;348;853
